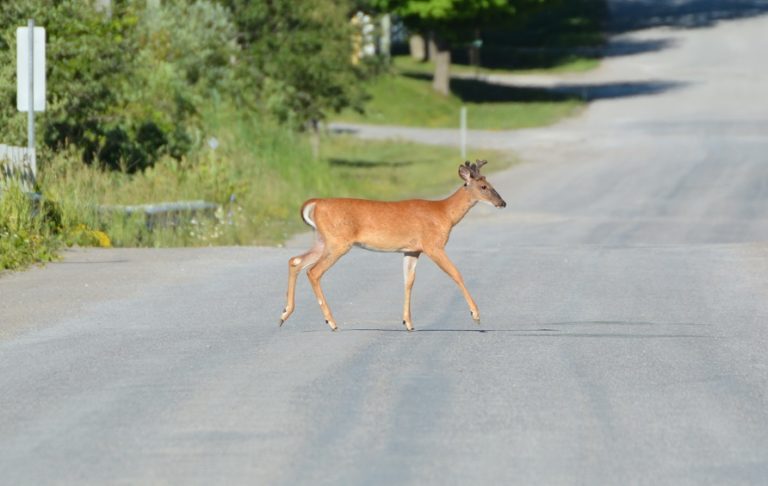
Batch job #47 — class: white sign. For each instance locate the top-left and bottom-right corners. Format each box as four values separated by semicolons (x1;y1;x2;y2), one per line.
16;26;46;112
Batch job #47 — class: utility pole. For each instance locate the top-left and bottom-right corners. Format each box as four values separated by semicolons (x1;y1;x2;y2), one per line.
460;106;467;159
27;18;34;174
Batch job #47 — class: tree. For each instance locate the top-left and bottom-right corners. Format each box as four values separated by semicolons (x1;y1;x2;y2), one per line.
0;1;141;169
374;0;546;95
0;0;239;172
220;0;372;132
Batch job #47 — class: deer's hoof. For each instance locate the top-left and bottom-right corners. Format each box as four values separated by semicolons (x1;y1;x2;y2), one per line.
326;320;338;331
279;308;292;325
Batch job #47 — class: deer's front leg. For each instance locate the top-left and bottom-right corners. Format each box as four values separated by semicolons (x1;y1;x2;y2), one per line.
425;248;480;323
402;252;421;331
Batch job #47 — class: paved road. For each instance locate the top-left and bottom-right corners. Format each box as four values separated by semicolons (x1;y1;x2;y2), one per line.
3;3;768;484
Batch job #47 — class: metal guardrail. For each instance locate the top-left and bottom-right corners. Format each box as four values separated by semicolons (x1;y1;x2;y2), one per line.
99;200;219;230
0;144;37;195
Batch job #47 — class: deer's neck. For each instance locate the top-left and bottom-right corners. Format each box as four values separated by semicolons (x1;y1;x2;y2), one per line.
441;186;476;227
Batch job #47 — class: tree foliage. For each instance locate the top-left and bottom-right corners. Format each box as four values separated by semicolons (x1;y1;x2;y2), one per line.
0;1;134;168
0;0;234;172
373;0;539;39
371;0;550;94
219;0;373;131
0;0;374;171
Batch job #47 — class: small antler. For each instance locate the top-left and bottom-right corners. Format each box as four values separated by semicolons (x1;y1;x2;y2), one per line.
463;160;488;179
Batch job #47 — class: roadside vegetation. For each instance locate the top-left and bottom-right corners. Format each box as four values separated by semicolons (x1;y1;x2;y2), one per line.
2;102;515;270
334;0;605;128
0;187;58;270
0;0;604;271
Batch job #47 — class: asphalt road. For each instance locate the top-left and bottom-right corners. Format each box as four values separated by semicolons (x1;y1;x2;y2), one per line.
3;3;768;484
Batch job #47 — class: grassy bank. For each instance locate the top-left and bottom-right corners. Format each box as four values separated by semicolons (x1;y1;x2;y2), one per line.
1;103;516;271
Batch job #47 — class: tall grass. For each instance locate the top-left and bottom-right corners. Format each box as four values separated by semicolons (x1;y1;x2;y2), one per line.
38;107;328;247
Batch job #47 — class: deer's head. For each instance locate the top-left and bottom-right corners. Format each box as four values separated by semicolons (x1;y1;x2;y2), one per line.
459;160;507;208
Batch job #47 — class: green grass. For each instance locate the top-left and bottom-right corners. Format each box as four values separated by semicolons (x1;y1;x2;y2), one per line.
321;135;515;200
333;67;584;130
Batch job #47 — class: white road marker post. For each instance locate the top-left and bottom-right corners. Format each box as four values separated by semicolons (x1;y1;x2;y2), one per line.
460;105;467;160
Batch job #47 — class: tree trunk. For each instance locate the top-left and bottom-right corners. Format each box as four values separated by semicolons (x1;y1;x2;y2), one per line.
409;35;427;61
431;33;451;96
468;29;481;69
428;34;437;62
380;14;391;60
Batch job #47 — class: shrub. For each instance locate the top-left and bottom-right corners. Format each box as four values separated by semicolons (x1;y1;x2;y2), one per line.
0;186;59;270
0;0;243;172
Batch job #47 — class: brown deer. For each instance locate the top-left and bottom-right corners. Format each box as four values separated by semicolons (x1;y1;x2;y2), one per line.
279;160;506;331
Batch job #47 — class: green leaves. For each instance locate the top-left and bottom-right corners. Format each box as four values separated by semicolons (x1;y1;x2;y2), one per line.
0;0;377;169
0;0;241;172
372;0;550;41
222;0;373;130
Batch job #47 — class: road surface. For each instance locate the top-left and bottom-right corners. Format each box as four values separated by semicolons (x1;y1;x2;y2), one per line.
2;2;768;484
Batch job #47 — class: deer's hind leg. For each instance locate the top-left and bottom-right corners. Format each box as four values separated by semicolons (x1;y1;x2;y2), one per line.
279;237;324;326
306;241;351;331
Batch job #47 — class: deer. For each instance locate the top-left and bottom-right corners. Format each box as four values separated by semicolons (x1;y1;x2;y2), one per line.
279;159;507;332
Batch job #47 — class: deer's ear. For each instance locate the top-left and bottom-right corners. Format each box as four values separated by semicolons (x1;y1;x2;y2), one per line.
458;164;473;183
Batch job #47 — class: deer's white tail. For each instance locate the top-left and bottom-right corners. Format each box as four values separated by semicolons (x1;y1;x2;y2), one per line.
301;200;317;229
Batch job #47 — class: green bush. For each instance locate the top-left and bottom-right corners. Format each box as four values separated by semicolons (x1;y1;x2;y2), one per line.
0;0;243;172
222;0;374;130
1;1;377;171
0;2;139;168
0;186;59;270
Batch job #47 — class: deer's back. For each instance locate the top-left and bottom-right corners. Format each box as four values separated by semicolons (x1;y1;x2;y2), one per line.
307;197;450;252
